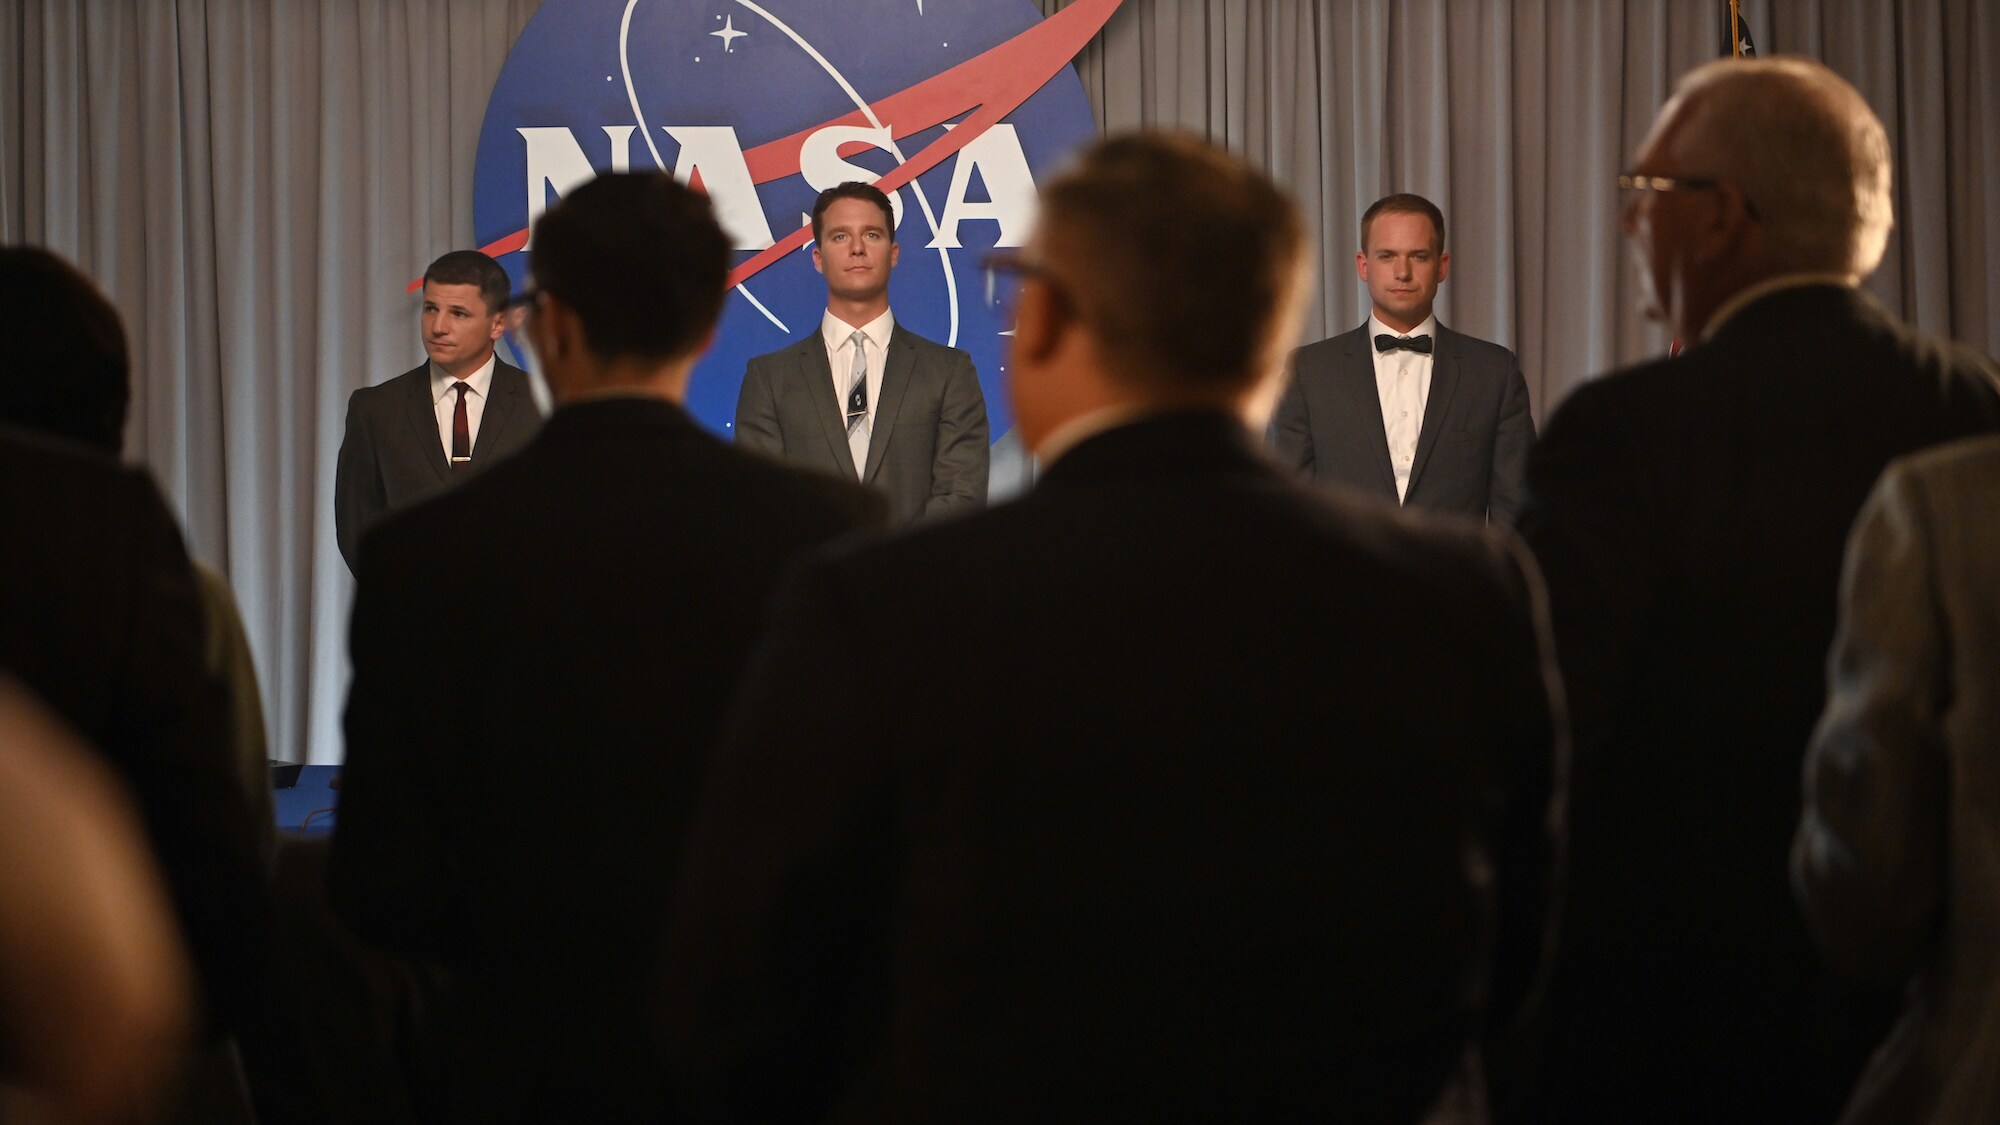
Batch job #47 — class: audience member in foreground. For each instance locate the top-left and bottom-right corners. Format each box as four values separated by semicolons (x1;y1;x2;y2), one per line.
664;133;1566;1123
1274;192;1535;524
1515;56;2000;1122
0;249;272;1046
1794;436;2000;1125
327;173;887;1123
0;244;276;859
0;680;193;1125
0;672;195;1120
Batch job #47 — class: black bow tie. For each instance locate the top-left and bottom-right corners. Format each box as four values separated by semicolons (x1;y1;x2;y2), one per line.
1375;333;1434;355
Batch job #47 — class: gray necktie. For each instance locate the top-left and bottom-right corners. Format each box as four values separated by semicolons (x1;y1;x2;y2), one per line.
844;329;868;434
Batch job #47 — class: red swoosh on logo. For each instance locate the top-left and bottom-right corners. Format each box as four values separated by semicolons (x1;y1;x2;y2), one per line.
408;0;1122;294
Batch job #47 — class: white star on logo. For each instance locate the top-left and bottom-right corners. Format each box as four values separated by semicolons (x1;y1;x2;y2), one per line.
710;14;747;53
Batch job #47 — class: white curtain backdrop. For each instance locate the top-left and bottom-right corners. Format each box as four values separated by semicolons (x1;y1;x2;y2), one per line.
6;0;1997;762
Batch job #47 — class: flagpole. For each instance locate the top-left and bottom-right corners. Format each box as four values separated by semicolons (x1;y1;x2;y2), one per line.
1731;0;1745;57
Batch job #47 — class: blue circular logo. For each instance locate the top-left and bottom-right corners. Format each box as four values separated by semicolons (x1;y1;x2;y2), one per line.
472;0;1105;442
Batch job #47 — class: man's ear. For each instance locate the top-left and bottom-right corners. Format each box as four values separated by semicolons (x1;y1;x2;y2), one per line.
528;296;577;367
811;243;824;275
1693;181;1758;264
1011;279;1068;366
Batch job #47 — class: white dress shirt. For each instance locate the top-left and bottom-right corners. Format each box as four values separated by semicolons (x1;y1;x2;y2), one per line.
429;353;497;461
1369;312;1437;503
821;308;894;476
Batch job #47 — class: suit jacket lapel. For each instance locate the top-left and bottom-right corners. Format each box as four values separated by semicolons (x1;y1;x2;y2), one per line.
475;362;524;460
400;366;451;484
800;338;856;477
862;329;915;485
1407;326;1461;495
1341;329;1398;495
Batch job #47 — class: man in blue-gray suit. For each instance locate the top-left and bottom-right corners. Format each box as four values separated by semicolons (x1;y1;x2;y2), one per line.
734;182;988;526
334;250;542;572
1273;193;1534;524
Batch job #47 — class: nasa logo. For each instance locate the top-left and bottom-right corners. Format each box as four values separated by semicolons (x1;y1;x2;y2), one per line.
470;0;1119;446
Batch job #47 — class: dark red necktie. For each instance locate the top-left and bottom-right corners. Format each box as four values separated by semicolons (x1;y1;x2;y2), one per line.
450;382;471;470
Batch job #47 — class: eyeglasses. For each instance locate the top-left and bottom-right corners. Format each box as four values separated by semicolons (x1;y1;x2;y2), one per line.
980;251;1054;283
980;251;1072;323
1616;173;1721;194
1616;172;1759;219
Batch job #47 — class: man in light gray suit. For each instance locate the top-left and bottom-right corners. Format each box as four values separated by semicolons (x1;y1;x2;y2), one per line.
334;250;542;572
1794;434;2000;1125
1273;193;1533;524
734;182;988;526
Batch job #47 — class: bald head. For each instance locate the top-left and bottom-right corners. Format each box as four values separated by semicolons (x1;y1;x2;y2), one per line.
1652;57;1892;278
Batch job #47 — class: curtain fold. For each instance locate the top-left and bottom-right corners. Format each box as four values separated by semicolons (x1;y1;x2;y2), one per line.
5;0;1995;761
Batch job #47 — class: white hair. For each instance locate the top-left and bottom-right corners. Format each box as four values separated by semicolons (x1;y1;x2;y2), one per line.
1662;57;1893;277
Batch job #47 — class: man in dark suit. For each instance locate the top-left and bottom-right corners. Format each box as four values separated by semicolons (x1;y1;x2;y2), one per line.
734;181;988;525
1516;57;2000;1123
0;427;271;1048
333;249;542;572
0;248;270;1048
327;173;887;1124
663;133;1566;1123
1274;193;1534;524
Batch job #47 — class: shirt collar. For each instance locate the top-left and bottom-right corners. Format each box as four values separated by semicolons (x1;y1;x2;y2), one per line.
821;307;896;352
430;352;498;401
1701;272;1857;341
1367;312;1438;345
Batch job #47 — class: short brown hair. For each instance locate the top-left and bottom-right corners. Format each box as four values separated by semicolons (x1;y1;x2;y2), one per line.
810;182;896;244
1035;133;1308;393
1360;193;1446;255
422;250;510;316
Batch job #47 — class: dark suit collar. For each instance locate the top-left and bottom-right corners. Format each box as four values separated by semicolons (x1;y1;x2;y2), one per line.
789;321;921;483
1037;410;1274;490
538;394;707;443
398;364;451;485
861;329;917;484
1334;327;1397;493
787;333;856;476
1703;282;1876;350
1339;320;1465;498
477;360;535;459
1408;333;1462;493
1344;318;1464;353
398;358;536;482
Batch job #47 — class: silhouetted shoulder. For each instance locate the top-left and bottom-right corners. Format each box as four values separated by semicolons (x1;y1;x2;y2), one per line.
722;439;890;530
